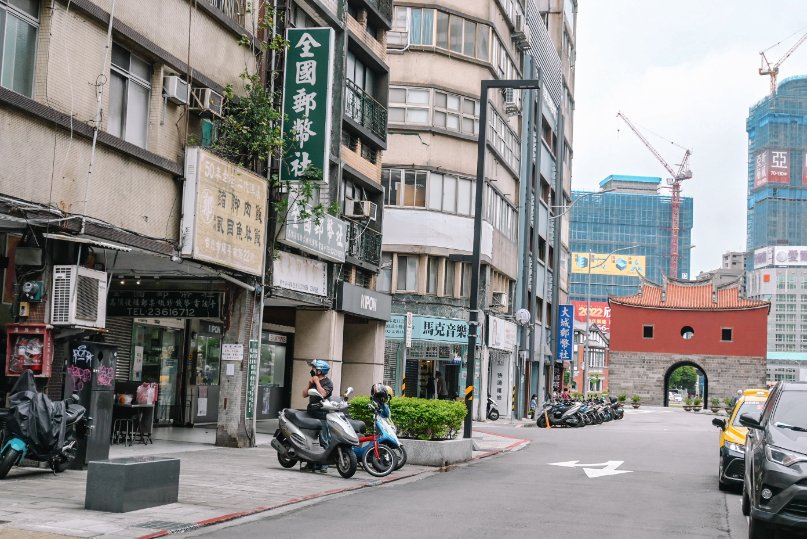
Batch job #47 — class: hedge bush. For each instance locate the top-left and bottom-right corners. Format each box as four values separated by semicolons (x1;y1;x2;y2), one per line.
348;396;467;441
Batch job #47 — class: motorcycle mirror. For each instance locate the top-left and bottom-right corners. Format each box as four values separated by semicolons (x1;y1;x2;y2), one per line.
308;388;321;398
345;387;354;397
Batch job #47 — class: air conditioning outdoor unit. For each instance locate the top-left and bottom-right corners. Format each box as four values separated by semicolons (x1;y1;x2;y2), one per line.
504;88;520;115
191;87;224;117
512;14;530;51
346;200;378;221
386;29;410;51
50;265;108;329
492;291;509;309
163;75;189;105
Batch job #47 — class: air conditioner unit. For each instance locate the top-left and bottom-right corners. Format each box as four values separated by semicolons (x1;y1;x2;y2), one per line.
191;87;224;117
163;75;189;105
50;265;107;329
512;14;530;51
386;29;410;51
492;291;508;309
346;200;378;221
504;88;520;115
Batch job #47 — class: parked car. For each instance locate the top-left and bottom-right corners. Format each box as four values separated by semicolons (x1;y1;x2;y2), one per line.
711;388;769;491
740;381;807;538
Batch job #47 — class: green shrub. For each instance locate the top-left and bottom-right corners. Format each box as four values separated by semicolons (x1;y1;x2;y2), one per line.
723;397;735;407
617;393;627;402
693;397;702;406
631;395;641;403
710;398;721;407
348;396;467;441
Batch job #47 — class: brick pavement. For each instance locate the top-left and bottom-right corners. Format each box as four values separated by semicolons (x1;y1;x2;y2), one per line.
0;427;526;538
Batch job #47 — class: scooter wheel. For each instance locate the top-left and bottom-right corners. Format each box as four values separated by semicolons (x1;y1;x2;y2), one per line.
385;443;407;470
277;451;298;469
488;409;500;421
0;448;20;479
336;446;357;478
362;444;397;477
537;415;547;428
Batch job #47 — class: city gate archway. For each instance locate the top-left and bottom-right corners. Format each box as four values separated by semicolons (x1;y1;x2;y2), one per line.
663;361;708;407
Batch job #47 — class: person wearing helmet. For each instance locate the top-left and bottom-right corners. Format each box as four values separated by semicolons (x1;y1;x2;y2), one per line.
302;359;333;471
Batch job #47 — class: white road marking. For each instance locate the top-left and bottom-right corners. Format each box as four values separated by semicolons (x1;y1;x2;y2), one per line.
549;460;634;478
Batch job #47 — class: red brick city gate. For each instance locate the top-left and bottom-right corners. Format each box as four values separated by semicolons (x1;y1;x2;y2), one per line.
607;276;769;406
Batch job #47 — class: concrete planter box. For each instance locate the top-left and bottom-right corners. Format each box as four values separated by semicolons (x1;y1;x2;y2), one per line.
403;438;473;467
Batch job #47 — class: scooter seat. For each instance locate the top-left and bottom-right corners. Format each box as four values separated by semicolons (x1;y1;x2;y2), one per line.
64;404;85;425
284;409;323;430
349;419;365;434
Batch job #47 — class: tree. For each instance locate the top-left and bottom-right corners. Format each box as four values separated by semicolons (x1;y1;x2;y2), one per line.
669;366;698;394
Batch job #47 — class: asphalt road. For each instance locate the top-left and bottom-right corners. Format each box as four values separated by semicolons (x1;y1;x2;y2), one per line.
195;408;750;539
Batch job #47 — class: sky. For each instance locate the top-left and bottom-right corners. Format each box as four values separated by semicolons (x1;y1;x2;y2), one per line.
572;1;807;277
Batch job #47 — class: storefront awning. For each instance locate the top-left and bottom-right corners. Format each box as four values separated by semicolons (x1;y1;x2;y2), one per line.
43;232;132;252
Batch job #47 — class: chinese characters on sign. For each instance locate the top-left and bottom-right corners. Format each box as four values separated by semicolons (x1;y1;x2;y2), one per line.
555;304;573;362
281;28;334;184
181;148;268;275
271;251;328;297
754;246;807;269
754;149;790;188
277;205;347;262
572;252;646;277
383;314;468;344
107;290;223;318
571;301;611;335
246;339;259;420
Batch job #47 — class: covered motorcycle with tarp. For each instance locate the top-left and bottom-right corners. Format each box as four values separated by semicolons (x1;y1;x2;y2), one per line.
0;370;90;478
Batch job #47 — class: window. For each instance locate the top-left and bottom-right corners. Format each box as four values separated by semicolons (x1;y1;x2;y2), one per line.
377;253;392;292
396;255;418;291
461;263;471;297
383;168;477;218
487;105;521;171
643;325;653;339
109;44;151;148
388;86;479;136
721;328;733;342
427;257;439;294
1;0;39;97
681;326;695;340
444;260;456;296
409;8;434;45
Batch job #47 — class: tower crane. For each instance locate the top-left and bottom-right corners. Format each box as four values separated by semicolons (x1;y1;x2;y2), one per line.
759;31;807;95
616;112;692;278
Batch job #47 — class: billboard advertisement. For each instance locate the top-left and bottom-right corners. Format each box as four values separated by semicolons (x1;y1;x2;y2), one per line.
754;149;790;188
753;246;807;269
571;252;645;277
571;301;611;334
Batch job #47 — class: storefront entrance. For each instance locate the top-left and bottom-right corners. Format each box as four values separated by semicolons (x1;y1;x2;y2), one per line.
130;319;184;424
256;332;292;419
190;321;224;424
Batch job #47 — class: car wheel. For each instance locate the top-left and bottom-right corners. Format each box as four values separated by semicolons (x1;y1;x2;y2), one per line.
748;517;770;539
742;485;750;517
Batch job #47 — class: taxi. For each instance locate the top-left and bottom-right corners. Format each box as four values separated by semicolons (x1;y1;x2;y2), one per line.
712;388;769;490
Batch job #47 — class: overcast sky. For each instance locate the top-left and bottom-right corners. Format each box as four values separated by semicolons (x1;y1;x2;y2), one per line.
572;1;807;276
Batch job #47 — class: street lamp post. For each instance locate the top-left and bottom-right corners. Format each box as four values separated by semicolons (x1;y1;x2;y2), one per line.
582;244;640;399
464;78;542;440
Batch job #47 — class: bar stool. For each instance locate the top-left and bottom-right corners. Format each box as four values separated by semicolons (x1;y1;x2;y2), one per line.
112;418;134;446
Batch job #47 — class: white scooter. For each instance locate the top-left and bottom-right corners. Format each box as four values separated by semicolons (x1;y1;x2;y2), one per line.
486;397;500;421
271;388;362;478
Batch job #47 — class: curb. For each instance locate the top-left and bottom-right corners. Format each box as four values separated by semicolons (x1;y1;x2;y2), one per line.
136;467;433;538
470;430;530;460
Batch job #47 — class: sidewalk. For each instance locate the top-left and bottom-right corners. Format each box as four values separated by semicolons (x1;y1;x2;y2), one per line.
0;428;527;539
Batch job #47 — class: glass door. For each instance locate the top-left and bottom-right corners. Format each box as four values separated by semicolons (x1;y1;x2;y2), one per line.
132;323;184;424
257;333;289;419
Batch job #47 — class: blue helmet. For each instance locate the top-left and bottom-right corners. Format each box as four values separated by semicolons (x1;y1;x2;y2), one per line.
311;359;330;375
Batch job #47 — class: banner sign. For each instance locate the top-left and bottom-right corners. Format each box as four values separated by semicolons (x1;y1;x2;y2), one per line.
272;251;328;296
336;282;392;321
384;314;468;344
280;28;334;184
277;205;347;262
180;148;268;275
754;149;790;188
555;304;573;362
246;339;259;419
107;290;222;318
488;315;517;352
572;252;645;277
754;246;807;269
571;301;611;334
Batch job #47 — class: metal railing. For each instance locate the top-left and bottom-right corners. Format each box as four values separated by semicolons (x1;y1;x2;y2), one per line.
345;79;388;142
366;0;393;21
205;0;246;27
347;221;382;266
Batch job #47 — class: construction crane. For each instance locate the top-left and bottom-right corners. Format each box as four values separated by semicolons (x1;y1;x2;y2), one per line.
616;112;692;278
759;31;807;95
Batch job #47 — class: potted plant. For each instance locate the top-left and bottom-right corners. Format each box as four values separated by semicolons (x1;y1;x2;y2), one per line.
683;396;693;412
617;393;627;404
710;398;721;413
631;395;641;409
693;396;703;412
723;397;735;415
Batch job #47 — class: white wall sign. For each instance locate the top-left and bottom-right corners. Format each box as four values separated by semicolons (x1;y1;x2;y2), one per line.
488;315;518;351
272;251;328;297
222;343;244;362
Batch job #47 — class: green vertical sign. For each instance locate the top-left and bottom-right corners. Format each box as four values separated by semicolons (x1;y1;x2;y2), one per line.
246;339;259;419
280;28;334;184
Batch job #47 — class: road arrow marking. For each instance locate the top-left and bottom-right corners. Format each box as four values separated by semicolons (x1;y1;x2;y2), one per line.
549;460;633;478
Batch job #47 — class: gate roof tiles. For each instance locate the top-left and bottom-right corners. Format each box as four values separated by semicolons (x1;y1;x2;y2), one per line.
609;275;770;311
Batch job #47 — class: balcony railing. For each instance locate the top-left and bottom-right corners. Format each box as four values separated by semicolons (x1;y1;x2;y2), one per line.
366;0;393;21
345;79;388;142
205;0;246;27
347;221;382;267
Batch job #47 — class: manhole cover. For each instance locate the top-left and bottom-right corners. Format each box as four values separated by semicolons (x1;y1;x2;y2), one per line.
134;521;195;531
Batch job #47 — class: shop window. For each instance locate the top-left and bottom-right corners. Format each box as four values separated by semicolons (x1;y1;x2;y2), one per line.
196;334;222;385
396;255;418;292
1;0;39;97
681;326;695;340
721;328;733;342
108;43;151;148
643;325;653;339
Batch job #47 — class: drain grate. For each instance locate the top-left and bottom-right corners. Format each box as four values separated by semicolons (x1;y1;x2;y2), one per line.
134;520;195;531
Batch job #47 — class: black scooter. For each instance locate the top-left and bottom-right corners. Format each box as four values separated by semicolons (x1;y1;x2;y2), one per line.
0;370;91;478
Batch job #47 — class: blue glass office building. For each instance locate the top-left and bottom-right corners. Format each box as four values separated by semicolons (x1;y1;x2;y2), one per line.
570;175;694;303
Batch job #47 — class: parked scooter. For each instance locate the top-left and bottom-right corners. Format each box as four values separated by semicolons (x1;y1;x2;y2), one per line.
536;400;583;428
352;384;400;477
486;397;500;421
0;370;91;478
610;397;625;420
272;387;361;478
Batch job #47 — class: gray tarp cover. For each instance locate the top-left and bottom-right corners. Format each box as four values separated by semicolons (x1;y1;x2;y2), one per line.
7;370;66;458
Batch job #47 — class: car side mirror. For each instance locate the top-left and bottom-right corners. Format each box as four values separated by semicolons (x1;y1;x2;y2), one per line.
712;418;726;430
308;388;321;398
739;412;762;430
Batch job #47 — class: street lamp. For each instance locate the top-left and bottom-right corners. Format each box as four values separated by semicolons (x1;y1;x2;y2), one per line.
465;78;542;440
582;244;640;399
